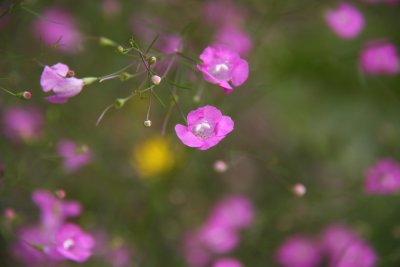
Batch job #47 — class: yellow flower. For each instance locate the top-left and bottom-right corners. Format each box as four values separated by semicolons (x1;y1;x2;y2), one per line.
131;136;175;178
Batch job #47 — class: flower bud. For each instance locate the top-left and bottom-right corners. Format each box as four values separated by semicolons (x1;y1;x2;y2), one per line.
151;75;162;85
4;208;15;221
117;45;125;53
99;37;117;47
115;98;127;109
292;183;306;197
148;56;157;65
144;120;152;127
214;160;228;173
82;77;99;85
16;91;32;100
55;189;66;199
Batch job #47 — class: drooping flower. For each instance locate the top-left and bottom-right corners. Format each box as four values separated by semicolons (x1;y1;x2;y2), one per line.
197;46;249;93
2;106;44;142
325;3;364;39
213;258;244;267
32;189;82;233
276;235;322;267
364;158;400;194
214;25;252;56
40;63;84;103
57;139;92;173
359;40;400;75
33;7;82;53
131;136;175;177
175;105;234;150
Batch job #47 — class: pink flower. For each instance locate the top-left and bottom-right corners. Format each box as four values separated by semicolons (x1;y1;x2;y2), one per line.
183;232;212;267
56;223;95;262
214;25;252;56
364;158;400;194
321;225;358;257
157;34;183;54
325;3;364;39
359;40;400;75
197;46;249;93
198;221;240;253
33;7;82;53
202;0;247;26
175;105;234;150
2;106;44;142
208;195;254;230
213;258;243;267
276;235;322;267
32;190;81;233
40;63;84;103
57;139;92;172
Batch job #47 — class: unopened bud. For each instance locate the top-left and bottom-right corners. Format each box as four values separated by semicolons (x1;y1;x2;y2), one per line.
4;208;15;221
151;75;161;85
117;46;125;53
144;120;152;127
16;91;32;100
292;183;306;197
115;98;127;109
213;160;228;173
99;37;117;47
148;56;157;65
82;77;98;85
55;190;66;199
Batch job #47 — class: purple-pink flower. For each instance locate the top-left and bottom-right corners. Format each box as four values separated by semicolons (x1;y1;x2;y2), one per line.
276;235;322;267
359;40;400;75
56;223;95;262
33;7;82;53
40;63;84;103
214;26;252;56
364;158;400;194
325;3;364;39
57;139;92;172
213;258;243;267
175;105;234;150
197;46;249;94
2;106;44;142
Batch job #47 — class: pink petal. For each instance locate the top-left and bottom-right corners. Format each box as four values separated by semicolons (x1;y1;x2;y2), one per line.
46;95;69;104
199;136;225;150
216;116;234;136
51;63;69;76
40;66;64;92
52;77;84;97
175;124;203;148
231;59;249;87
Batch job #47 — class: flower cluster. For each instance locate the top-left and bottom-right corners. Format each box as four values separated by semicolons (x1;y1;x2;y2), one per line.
11;190;95;265
276;224;377;267
183;195;254;266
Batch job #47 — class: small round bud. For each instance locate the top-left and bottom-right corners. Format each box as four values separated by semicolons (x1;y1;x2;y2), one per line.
115;98;127;109
55;190;66;199
22;91;32;99
214;160;228;173
148;56;157;65
151;75;162;85
99;37;117;47
292;183;306;197
144;120;152;127
4;208;15;221
117;46;125;53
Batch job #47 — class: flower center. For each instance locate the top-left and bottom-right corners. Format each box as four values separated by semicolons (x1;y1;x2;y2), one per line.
63;238;75;250
192;121;214;138
208;61;231;81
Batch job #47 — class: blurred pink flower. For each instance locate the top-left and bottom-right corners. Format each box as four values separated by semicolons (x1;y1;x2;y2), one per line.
276;235;322;267
40;63;84;103
57;139;92;172
56;223;95;262
202;0;247;26
2;106;44;142
33;189;82;233
325;3;364;39
208;195;254;230
213;258;243;267
175;105;234;150
364;158;400;194
214;25;252;56
183;232;212;267
33;7;82;53
199;221;240;253
321;224;358;256
101;0;121;17
197;46;249;93
359;40;400;75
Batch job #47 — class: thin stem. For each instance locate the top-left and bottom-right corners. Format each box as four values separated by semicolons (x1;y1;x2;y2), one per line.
146;89;152;121
0;86;16;96
96;104;114;127
166;84;187;124
98;63;135;80
161;102;174;136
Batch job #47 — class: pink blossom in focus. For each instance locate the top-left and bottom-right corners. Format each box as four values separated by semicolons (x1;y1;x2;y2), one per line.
276;235;322;267
208;195;254;230
33;7;82;53
325;3;364;39
213;258;243;267
214;25;252;56
364;158;400;194
2;106;44;142
40;63;84;103
57;139;92;172
359;40;400;75
175;105;234;150
56;223;95;262
197;46;249;93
